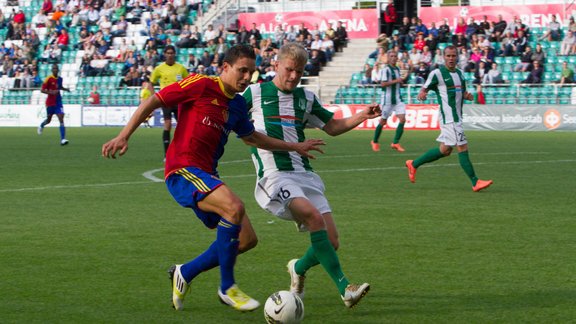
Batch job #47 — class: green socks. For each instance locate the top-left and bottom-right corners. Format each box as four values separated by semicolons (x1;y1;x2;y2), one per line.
413;147;445;168
295;230;349;295
393;122;405;144
458;151;478;185
373;124;383;143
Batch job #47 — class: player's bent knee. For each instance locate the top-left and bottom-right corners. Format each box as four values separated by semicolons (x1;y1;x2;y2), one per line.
221;200;246;225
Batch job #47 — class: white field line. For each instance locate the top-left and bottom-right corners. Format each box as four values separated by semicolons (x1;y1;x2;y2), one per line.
1;156;574;193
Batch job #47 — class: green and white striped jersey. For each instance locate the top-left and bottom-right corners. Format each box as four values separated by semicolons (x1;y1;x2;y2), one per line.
377;64;403;105
243;82;334;179
423;65;467;124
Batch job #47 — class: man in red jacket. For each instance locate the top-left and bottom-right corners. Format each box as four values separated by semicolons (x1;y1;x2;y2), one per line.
382;0;397;37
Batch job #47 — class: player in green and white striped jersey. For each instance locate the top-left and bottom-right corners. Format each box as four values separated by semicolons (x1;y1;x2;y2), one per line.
371;50;410;153
406;45;493;192
243;43;380;307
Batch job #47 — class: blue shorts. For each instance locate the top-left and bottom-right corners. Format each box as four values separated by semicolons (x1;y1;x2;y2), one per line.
166;167;224;229
46;105;64;115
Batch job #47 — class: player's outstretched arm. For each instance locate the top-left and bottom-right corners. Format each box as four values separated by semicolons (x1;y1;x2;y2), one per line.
102;95;163;159
241;132;325;159
323;103;381;136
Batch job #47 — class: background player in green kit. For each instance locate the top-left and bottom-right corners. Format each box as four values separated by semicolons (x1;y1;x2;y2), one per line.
371;50;410;153
407;45;493;192
243;43;380;308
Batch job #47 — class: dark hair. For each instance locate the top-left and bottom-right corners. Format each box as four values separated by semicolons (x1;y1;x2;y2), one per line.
164;45;176;54
223;44;256;65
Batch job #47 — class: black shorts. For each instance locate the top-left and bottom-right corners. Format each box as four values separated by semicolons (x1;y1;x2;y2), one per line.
162;106;178;121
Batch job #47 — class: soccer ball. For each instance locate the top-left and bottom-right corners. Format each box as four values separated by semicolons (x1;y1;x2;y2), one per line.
264;291;304;324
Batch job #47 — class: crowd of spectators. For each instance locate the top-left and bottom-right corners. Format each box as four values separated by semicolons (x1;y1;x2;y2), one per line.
362;13;576;87
0;0;350;91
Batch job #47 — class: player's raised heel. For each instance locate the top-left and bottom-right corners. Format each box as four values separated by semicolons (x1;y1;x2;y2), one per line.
341;283;370;308
370;141;380;152
168;264;189;311
60;139;69;146
287;259;306;299
218;284;260;311
390;143;405;152
473;179;493;192
37;125;43;135
405;160;417;183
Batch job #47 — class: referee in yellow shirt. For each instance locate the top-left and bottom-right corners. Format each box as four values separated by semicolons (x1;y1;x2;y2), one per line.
150;45;189;159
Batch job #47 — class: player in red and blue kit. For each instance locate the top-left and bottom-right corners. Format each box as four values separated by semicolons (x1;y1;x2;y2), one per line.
38;64;70;145
102;45;324;313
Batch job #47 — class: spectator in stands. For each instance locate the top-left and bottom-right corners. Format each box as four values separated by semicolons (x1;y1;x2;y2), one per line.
361;63;373;85
540;14;562;41
56;29;70;50
559;61;574;84
88;85;101;104
414;62;430;84
530;43;546;67
414;32;426;51
438;18;451;43
569;16;576;33
382;0;396;37
274;25;286;47
480;45;495;67
51;5;66;23
236;25;250;45
249;22;262;42
408;47;421;69
120;66;141;87
398;17;412;50
561;30;576;55
477;15;490;36
465;17;478;40
176;0;189;24
515;45;533;71
304;49;321;76
452;33;467;50
425;32;438;53
298;22;311;40
32;9;49;28
458;47;471;72
187;53;200;72
285;25;297;43
321;35;334;62
473;60;488;85
513;29;528;56
42;0;54;14
203;24;218;45
420;46;432;66
454;17;466;38
111;15;128;38
309;23;321;39
216;37;229;61
492;14;507;41
521;60;543;84
199;50;212;67
499;31;515;57
464;47;482;72
87;6;100;26
432;48;445;68
0;9;5;29
483;62;505;84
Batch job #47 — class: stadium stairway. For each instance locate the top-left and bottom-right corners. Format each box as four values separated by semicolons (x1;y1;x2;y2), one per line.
318;38;376;104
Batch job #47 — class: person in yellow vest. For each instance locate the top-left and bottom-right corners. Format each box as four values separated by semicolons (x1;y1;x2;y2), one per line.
150;45;189;159
140;78;155;128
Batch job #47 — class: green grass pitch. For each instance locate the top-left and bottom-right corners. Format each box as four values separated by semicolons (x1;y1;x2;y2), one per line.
1;127;575;323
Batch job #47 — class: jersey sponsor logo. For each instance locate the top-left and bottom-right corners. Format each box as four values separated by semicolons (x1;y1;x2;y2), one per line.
202;116;230;135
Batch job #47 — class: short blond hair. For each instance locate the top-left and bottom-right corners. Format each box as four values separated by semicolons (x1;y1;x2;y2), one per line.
277;43;309;67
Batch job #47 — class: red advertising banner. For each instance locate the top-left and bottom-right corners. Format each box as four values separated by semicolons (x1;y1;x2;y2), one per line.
420;4;568;28
238;9;379;39
324;104;440;130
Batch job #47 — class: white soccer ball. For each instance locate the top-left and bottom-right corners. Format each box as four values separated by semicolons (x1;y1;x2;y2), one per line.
264;291;304;324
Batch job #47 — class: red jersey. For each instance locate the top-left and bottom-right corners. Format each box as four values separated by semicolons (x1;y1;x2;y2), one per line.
42;75;59;107
157;74;255;177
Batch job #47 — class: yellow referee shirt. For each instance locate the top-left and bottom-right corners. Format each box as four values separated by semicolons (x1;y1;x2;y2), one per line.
150;63;189;89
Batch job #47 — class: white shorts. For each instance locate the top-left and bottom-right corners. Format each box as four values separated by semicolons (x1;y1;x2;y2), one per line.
254;171;331;230
436;122;468;146
380;102;406;120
